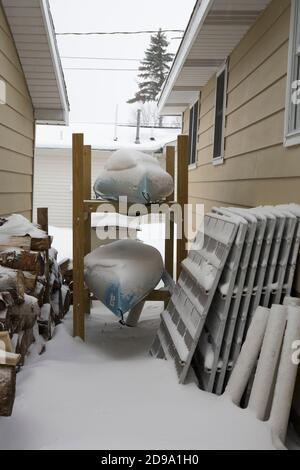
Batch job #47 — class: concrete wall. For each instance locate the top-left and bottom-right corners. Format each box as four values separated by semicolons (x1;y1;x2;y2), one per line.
0;1;35;220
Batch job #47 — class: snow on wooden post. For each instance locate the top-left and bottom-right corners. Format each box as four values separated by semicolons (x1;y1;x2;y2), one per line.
83;145;92;316
176;135;189;280
72;134;85;340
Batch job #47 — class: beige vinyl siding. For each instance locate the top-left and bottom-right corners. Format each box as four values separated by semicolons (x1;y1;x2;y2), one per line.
188;0;300;293
0;1;34;220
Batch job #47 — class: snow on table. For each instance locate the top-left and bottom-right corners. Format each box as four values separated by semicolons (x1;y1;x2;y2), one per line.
0;302;275;450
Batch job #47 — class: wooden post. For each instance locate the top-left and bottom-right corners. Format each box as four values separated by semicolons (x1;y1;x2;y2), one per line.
72;134;85;340
37;208;50;303
166;146;175;202
176;135;189;280
165;146;175;281
83;145;92;315
37;208;48;233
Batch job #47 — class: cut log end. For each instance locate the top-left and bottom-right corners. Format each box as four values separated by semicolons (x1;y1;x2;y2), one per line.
0;365;16;417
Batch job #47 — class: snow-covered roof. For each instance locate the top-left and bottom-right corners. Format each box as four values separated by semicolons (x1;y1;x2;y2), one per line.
159;0;272;115
2;0;69;125
35;123;180;152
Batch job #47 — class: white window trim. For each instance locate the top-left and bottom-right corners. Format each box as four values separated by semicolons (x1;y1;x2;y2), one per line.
212;61;228;166
284;0;300;147
188;162;197;171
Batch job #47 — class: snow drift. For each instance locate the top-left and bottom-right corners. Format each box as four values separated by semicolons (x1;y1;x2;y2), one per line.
93;149;174;204
84;240;164;318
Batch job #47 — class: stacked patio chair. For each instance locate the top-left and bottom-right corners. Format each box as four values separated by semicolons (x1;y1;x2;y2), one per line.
151;204;300;395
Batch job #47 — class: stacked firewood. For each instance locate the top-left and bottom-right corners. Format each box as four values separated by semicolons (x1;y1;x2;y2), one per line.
0;213;71;416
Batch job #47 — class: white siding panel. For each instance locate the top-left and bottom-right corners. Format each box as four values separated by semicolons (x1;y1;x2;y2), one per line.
33;148;111;228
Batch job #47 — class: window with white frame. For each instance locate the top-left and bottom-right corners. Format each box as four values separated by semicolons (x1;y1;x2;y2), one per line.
188;100;199;166
213;63;227;163
285;0;300;146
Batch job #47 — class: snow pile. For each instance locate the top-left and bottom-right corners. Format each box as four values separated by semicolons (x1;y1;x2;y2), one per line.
0;304;276;450
94;149;174;204
0;214;46;239
84;240;164;318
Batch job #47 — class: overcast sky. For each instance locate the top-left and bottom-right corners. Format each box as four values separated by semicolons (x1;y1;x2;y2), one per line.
47;0;195;129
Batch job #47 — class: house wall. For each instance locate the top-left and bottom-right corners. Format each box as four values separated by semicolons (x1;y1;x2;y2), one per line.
187;0;300;294
33;148;112;228
0;1;35;220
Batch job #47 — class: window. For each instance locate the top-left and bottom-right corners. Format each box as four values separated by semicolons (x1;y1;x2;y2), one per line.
188;100;199;166
213;64;227;163
285;0;300;147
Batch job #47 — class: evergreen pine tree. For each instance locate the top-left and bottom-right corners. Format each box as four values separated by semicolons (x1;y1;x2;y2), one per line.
127;29;174;104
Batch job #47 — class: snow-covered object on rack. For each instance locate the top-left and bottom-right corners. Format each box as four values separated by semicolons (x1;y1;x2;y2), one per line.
84;240;164;318
93;149;174;204
0;214;46;240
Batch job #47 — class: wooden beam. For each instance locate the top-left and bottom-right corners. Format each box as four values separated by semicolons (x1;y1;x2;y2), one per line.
176;135;189;280
83;199;177;214
72;134;85;340
83;145;92;255
165;146;175;282
166;146;175;202
145;290;171;302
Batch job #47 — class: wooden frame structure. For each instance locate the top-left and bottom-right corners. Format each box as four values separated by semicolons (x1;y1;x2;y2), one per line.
72;133;189;340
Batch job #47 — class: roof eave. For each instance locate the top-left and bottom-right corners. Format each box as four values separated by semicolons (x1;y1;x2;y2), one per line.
158;0;214;114
39;0;69;125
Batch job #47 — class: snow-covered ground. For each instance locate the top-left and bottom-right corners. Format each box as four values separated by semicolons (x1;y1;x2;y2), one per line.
1;225;298;450
0;302;276;450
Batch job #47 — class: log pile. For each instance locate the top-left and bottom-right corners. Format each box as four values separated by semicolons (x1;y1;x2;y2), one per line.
0;211;71;416
0;332;21;416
